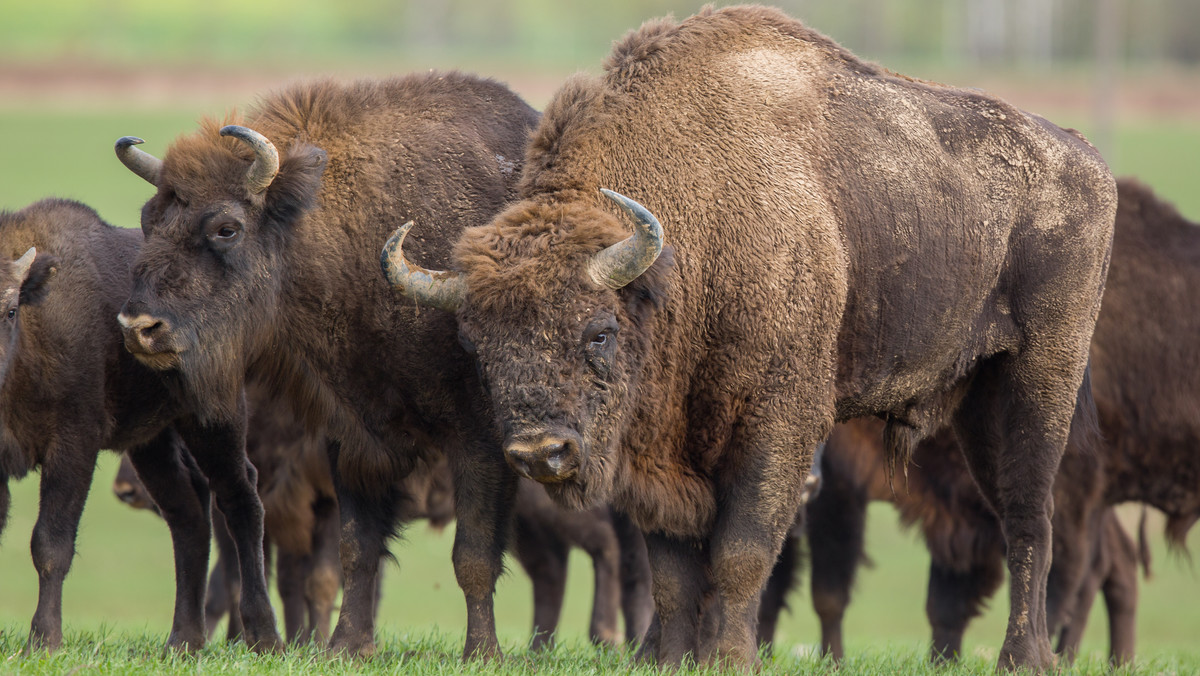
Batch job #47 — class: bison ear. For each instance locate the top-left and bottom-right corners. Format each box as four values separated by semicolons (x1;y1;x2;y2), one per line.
19;253;60;307
622;244;674;321
263;144;328;227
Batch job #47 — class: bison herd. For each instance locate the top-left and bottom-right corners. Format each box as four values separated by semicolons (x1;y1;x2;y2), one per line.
0;5;1195;672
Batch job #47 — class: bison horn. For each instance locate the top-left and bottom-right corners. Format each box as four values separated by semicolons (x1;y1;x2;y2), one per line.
589;189;664;289
219;125;280;195
380;221;467;312
115;137;163;186
12;247;37;285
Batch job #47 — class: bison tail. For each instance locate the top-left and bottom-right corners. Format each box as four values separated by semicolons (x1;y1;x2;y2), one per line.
1137;505;1154;580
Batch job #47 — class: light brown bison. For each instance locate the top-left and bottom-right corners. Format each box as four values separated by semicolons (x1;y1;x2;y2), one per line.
385;6;1115;669
114;72;539;658
0;199;280;652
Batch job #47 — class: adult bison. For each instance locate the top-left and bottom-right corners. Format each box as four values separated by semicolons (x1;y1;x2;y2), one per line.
384;7;1115;669
114;72;539;658
800;418;1144;664
0;199;280;652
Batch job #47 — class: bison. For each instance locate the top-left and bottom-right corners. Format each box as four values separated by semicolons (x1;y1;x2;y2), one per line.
0;199;281;652
114;72;540;658
384;6;1115;669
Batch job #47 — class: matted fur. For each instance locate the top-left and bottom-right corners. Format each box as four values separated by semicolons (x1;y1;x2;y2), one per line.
442;5;1115;669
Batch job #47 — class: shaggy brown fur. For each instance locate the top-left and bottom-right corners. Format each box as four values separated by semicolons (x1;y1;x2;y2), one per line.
0;199;279;653
430;6;1114;669
116;71;540;658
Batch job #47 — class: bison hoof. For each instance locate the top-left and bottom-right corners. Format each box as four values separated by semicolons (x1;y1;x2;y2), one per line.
246;630;285;654
327;635;377;659
23;630;63;655
163;630;205;655
462;640;502;662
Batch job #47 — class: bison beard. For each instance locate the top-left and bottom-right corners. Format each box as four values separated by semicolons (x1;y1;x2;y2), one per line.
389;6;1115;671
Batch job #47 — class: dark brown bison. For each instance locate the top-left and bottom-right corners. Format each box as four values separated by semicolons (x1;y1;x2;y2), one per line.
0;199;281;652
799;418;1144;664
384;7;1115;669
114;72;540;658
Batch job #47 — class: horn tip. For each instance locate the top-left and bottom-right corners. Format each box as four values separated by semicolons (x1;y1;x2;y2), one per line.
115;136;145;149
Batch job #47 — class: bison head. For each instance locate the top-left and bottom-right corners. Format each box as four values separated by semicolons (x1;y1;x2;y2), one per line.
383;190;670;509
114;124;326;421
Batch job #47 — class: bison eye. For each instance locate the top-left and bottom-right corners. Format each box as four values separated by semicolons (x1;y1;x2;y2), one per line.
590;332;608;347
206;219;243;251
5;307;14;320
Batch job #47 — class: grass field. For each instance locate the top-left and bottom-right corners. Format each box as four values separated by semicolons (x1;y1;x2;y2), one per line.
1;89;1199;672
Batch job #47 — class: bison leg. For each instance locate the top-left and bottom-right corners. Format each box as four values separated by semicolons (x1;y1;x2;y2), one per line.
612;510;653;644
178;415;283;653
926;556;1005;662
325;469;391;657
511;513;569;650
756;530;801;656
208;504;244;642
25;440;101;652
952;357;1079;671
639;532;708;666
805;452;869;662
126;430;213;653
306;494;342;645
449;442;517;660
1100;513;1138;666
277;548;309;643
576;509;623;647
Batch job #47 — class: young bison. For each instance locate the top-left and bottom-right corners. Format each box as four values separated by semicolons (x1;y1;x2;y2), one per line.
0;199;280;652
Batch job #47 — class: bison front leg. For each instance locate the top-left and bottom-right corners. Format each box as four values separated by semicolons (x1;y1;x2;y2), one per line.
178;415;283;653
704;415;817;669
450;441;518;660
638;532;709;666
128;430;213;653
25;439;101;653
326;467;389;657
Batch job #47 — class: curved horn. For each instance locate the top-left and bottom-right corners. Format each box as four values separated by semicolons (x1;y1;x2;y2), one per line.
588;189;664;289
11;247;37;285
115;137;162;186
380;221;466;312
219;125;279;195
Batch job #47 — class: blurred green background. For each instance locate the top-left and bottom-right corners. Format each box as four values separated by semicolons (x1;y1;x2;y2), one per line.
1;0;1198;665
